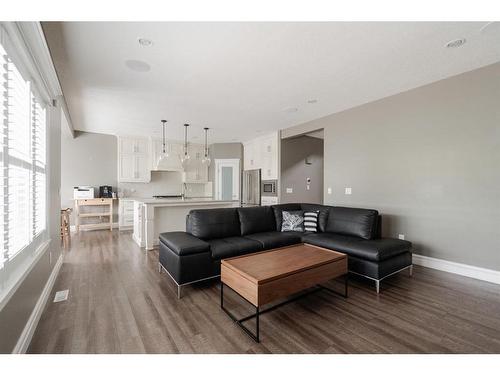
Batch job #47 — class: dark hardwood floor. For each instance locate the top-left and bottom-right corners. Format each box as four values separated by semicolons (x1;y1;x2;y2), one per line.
28;230;500;354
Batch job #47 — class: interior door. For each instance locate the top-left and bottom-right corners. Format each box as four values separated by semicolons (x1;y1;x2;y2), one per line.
215;159;240;201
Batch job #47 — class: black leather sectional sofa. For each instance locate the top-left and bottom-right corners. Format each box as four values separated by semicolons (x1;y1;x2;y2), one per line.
158;203;412;297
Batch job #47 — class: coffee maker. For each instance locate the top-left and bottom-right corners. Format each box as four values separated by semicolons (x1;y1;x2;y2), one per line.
99;185;113;198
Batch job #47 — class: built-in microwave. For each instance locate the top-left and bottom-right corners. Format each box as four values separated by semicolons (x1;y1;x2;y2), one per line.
261;179;277;197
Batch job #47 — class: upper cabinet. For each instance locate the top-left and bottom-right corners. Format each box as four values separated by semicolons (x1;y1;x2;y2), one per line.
117;136;151;183
118;136;209;183
261;133;278;179
243;132;279;180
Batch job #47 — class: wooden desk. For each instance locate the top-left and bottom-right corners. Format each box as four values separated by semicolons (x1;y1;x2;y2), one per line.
74;198;115;232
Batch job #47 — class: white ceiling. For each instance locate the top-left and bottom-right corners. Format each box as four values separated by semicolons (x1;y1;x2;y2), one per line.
43;22;500;143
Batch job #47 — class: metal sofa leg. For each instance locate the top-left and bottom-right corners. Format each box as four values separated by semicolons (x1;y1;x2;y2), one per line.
409;265;413;277
177;285;182;299
375;280;380;294
158;263;162;273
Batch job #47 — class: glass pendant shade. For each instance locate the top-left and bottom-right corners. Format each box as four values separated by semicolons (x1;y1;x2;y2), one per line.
201;127;211;166
156;119;181;170
180;123;191;169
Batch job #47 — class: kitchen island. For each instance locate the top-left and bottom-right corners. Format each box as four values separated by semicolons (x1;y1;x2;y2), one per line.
131;198;240;250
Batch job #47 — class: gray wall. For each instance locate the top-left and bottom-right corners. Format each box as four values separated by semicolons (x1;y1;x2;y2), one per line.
0;104;62;353
208;143;243;197
61;129;118;223
281;136;324;204
283;62;500;271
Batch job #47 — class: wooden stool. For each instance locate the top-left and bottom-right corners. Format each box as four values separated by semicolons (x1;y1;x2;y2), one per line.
61;208;72;247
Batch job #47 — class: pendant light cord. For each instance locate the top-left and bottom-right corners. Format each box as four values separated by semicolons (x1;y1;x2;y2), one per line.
184;124;189;156
204;127;208;157
162;120;166;154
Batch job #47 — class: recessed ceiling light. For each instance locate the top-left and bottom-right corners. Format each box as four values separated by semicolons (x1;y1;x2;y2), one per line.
445;38;466;48
284;107;298;113
138;38;153;47
307;99;318;104
125;59;151;72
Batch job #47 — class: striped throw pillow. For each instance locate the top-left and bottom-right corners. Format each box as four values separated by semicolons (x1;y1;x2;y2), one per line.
303;211;319;232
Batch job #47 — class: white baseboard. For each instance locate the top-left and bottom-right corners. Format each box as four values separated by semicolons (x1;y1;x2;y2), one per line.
12;253;64;354
413;254;500;285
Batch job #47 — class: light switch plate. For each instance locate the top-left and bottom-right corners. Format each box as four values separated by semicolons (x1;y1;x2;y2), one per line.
398;234;405;240
345;187;352;195
327;187;332;195
286;188;293;194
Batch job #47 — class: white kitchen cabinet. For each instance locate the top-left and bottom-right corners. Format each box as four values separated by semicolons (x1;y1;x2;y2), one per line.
243;140;258;170
261;196;278;206
260;133;278;179
117;136;151;183
243;132;279;179
132;201;145;247
118;199;135;230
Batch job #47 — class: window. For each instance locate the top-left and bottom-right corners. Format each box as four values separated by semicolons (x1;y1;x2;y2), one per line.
0;35;48;292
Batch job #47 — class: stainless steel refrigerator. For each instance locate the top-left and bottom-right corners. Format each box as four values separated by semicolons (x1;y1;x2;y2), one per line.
241;169;261;206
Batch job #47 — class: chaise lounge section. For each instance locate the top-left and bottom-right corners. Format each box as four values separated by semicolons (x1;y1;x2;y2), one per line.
158;204;412;297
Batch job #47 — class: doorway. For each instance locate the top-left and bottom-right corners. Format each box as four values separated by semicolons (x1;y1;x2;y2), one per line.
215;159;240;201
280;129;324;204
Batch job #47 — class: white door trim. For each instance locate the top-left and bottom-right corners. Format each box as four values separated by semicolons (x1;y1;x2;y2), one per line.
214;158;240;201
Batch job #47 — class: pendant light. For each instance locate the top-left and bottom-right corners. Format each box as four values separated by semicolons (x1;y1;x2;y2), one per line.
180;123;191;168
156;119;169;169
201;127;211;166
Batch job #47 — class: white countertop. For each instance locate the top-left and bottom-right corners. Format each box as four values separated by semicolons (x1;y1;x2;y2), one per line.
125;197;239;206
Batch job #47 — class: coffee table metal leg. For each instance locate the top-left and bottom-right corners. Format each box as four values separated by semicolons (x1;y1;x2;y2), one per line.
220;282;260;343
255;306;259;342
220;275;348;343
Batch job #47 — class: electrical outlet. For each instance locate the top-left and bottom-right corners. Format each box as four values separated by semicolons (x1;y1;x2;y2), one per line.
286;188;293;194
327;187;332;195
398;234;405;240
345;187;352;195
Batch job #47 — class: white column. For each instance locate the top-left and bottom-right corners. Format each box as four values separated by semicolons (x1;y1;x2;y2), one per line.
144;204;156;250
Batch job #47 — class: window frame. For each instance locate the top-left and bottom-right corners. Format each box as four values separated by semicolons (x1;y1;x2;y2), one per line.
0;24;51;311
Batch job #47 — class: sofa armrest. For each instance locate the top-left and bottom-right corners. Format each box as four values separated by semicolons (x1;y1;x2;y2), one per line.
159;231;210;256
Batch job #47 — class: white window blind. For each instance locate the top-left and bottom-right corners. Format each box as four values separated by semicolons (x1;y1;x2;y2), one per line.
0;36;48;288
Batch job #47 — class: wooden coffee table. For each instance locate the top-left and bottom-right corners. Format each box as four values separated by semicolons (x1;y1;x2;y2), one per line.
220;243;348;342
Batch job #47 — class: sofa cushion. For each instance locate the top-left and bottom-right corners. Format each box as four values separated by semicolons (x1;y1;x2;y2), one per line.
207;237;263;260
271;203;302;231
244;231;302;249
326;207;378;240
186;208;240;240
303;233;411;261
281;210;305;232
300;203;330;232
159;231;210;256
237;206;276;235
303;211;319;233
